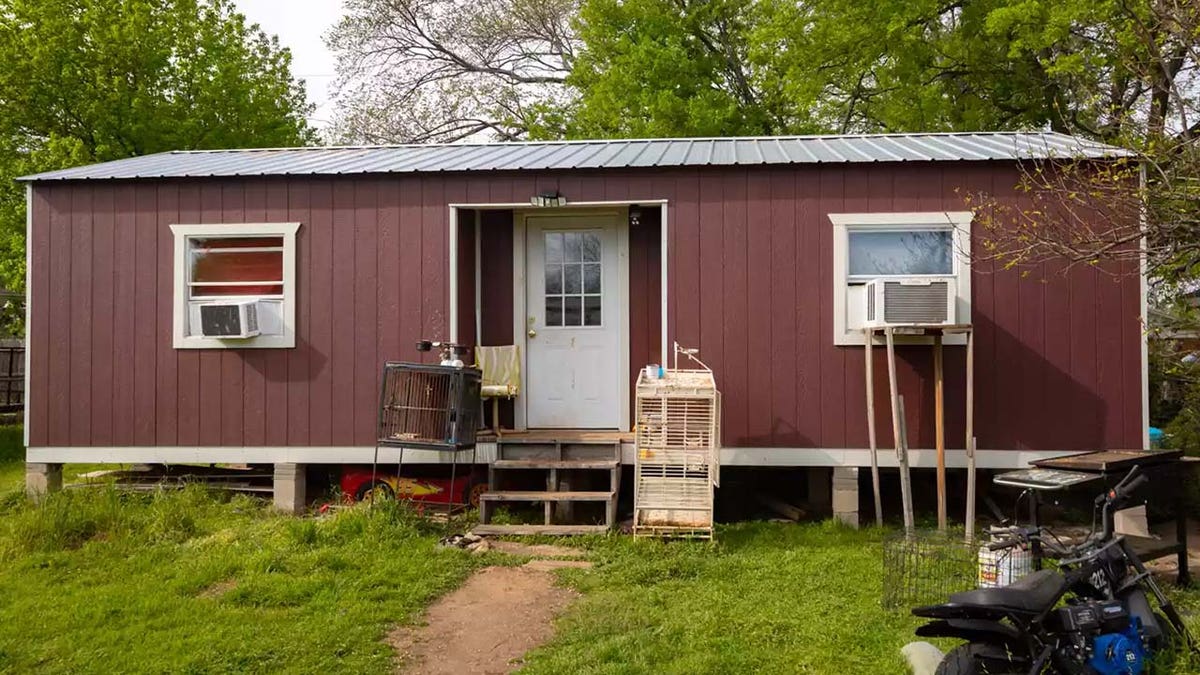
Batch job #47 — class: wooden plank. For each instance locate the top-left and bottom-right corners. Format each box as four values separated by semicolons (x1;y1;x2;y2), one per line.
284;178;312;445
156;183;181;445
45;186;73;446
492;459;618;470
965;327;976;541
935;333;945;532
68;185;93;446
263;181;289;446
307;180;334;445
471;524;609;536
795;166;822;446
27;187;52;446
90;185;115;446
196;182;223;447
111;184;137;446
353;179;379;445
818;167;847;447
330;177;356;444
132;183;158;446
768;169;797;447
480;490;615;502
864;330;882;527
721;169;749;444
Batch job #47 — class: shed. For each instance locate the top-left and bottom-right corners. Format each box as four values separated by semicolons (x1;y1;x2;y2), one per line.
18;132;1145;522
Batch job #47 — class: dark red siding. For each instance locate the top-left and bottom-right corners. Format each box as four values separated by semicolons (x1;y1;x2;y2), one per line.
28;163;1144;452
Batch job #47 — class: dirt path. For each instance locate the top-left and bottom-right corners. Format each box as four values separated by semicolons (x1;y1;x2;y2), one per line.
389;544;590;674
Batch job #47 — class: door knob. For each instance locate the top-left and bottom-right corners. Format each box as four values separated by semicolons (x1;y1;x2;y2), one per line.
528;328;537;338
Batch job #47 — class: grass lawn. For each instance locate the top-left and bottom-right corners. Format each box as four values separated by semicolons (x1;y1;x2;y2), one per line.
0;429;1196;674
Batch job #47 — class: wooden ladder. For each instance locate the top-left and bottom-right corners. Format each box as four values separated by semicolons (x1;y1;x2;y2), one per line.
476;439;621;536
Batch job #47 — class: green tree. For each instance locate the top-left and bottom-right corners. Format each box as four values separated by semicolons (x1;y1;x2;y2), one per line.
561;0;1196;143
0;0;316;331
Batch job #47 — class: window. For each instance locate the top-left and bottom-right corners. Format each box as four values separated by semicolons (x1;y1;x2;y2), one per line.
170;223;300;348
830;212;972;345
543;231;602;327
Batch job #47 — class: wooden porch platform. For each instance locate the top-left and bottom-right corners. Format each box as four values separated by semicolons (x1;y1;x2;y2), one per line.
476;429;634;444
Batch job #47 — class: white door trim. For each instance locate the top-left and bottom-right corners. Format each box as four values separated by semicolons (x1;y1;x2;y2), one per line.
513;208;630;430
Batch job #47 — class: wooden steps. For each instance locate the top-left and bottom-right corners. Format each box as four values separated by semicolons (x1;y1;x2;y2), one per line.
472;524;610;536
481;490;614;502
479;437;622;535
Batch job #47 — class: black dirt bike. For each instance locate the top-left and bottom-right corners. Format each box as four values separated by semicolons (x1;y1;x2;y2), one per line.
912;467;1195;674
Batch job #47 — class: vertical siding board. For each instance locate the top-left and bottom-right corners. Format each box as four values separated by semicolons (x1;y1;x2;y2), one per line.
330;178;357;444
286;179;313;445
195;183;224;446
111;185;137;445
420;177;447;358
219;182;246;446
48;185;73;446
1096;268;1126;447
68;185;93;446
1120;260;1142;447
29;187;55;446
89;186;115;446
1068;263;1101;449
133;184;158;445
398;177;423;367
672;171;701;349
158;183;185;446
240;180;268;447
964;167;996;448
260;180;290;446
795;167;822;446
989;175;1023;450
767;169;798;445
307;180;335;445
818;168;848;448
375;177;400;364
745;169;774;444
353;179;380;445
697;170;724;428
719;170;749;443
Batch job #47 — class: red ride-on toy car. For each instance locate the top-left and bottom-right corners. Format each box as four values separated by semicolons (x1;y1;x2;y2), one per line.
339;466;488;508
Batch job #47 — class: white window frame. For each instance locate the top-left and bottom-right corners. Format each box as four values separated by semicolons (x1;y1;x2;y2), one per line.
169;222;300;349
830;211;972;346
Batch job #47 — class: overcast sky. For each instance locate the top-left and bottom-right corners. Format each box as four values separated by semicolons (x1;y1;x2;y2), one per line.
233;0;346;130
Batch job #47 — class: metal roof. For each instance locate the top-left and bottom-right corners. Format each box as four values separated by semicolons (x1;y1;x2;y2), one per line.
18;132;1133;182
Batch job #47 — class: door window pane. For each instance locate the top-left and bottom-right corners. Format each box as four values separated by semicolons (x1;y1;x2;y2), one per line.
543;230;603;328
583;263;601;293
584;296;602;326
563;296;582;326
581;233;601;262
545;297;562;326
564;264;581;293
545;232;564;263
564;232;583;262
848;230;952;277
545;264;563;294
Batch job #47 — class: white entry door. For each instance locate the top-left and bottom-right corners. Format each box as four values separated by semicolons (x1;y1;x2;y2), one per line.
524;214;624;428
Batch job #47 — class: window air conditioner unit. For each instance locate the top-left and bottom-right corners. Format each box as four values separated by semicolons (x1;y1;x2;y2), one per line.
198;300;260;338
863;277;956;327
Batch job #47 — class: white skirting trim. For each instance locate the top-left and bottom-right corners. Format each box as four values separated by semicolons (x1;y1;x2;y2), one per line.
28;445;1068;469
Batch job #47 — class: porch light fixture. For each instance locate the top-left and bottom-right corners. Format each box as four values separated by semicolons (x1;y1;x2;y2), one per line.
531;190;566;207
628;204;642;227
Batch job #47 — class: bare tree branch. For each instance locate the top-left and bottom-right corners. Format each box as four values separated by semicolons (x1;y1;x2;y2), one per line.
327;0;577;143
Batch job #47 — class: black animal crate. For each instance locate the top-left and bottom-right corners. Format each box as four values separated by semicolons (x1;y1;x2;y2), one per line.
377;362;482;451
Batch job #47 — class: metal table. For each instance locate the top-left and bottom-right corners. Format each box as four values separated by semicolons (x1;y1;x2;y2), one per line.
994;449;1190;585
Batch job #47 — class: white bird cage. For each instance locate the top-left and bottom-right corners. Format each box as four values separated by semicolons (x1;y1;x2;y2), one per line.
633;344;721;539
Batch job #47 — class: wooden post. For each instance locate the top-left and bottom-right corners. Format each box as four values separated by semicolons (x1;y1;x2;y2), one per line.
864;329;882;527
935;333;946;532
965;327;976;541
885;328;914;534
897;396;915;534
